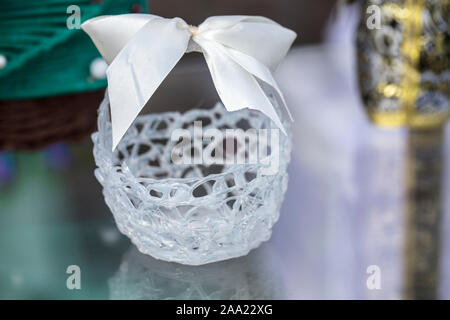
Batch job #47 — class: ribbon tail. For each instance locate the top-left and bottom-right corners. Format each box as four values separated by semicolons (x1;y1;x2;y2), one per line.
196;38;287;134
222;47;294;122
107;18;191;150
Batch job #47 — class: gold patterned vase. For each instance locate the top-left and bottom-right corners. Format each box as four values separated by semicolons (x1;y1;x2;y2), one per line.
356;0;449;129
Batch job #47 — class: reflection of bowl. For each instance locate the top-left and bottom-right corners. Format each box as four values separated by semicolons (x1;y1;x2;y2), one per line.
92;93;291;265
109;245;285;299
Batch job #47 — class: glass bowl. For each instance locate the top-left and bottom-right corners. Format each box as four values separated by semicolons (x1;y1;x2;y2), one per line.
92;61;292;265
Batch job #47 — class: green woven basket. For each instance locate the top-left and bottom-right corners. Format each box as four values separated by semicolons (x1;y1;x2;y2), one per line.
0;0;148;150
0;0;148;100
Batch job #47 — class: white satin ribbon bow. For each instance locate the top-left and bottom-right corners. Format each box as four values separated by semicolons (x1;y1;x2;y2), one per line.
82;14;296;150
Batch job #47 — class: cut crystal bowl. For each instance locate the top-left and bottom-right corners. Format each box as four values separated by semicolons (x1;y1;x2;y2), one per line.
92;93;291;265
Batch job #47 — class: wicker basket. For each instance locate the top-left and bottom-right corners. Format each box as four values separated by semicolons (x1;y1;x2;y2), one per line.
0;91;103;150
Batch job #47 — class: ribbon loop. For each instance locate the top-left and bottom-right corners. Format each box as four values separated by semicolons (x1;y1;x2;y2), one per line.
82;14;296;150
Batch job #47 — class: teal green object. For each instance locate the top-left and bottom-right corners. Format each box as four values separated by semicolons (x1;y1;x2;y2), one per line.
0;0;148;100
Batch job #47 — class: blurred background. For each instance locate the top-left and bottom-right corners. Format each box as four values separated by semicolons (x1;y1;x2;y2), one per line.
0;0;449;299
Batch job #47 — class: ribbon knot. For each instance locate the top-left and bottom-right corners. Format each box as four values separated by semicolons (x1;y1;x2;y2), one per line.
82;14;296;150
177;21;199;36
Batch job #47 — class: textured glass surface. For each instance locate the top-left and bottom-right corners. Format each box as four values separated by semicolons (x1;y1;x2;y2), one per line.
92;94;291;265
